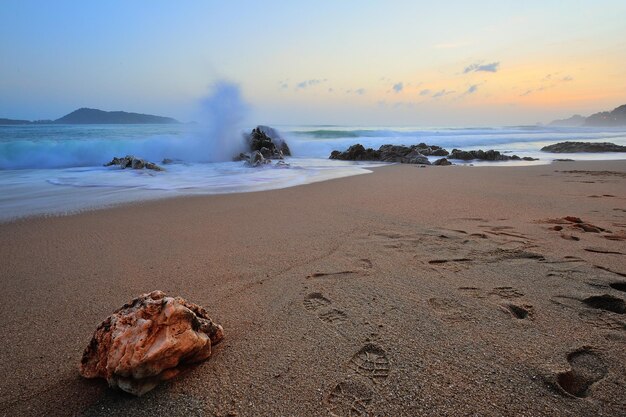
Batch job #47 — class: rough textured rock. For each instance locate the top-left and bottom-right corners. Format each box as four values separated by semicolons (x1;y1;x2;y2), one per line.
330;143;433;164
448;149;537;162
329;143;539;164
541;141;626;153
245;126;291;159
80;290;224;396
330;144;380;161
105;155;164;171
433;158;452;166
237;150;273;167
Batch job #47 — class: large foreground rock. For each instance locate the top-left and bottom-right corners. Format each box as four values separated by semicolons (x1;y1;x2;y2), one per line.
541;141;626;153
80;290;224;396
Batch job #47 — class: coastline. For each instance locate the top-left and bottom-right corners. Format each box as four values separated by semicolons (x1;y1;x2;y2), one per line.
1;160;625;415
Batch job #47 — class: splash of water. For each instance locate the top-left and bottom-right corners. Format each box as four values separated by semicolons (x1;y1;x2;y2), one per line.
0;81;250;169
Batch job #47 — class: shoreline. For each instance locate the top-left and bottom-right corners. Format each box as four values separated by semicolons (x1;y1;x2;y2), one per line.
1;160;625;416
2;158;625;225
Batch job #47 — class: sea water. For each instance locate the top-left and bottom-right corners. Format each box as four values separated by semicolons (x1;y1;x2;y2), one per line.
1;123;625;221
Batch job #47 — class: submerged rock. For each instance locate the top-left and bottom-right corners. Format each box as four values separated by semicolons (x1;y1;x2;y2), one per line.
105;155;164;171
541;141;626;153
80;290;224;396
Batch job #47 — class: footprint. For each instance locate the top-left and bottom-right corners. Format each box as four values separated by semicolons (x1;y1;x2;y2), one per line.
500;303;534;319
348;344;390;383
303;292;331;311
489;286;524;299
582;294;625;314
578;310;626;331
308;271;358;278
428;258;472;264
304;293;348;325
318;309;348;325
428;297;472;322
458;286;485;299
326;378;373;417
556;348;608;398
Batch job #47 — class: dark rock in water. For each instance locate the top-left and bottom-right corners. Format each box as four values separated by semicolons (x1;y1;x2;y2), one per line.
105;155;164;171
554;158;575;162
402;149;430;165
522;157;539;161
330;143;432;165
448;149;532;161
379;144;411;162
330;144;380;161
541;141;626;153
238;150;272;167
245;126;291;159
433;158;452;166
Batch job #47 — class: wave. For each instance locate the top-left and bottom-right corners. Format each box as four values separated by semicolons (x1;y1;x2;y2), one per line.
0;82;249;170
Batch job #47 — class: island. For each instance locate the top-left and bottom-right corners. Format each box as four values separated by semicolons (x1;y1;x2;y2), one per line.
0;108;180;125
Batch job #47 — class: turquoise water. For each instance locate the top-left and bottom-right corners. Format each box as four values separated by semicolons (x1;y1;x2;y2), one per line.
1;124;625;221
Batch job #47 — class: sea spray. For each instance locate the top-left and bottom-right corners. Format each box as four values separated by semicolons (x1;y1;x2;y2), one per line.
0;82;250;169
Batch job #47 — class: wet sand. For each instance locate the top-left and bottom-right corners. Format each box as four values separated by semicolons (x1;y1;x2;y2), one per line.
1;160;625;416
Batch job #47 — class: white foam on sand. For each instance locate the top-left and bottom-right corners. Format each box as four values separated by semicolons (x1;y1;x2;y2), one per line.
0;159;381;221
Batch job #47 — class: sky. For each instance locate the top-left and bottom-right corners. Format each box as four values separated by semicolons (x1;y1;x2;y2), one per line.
1;1;626;126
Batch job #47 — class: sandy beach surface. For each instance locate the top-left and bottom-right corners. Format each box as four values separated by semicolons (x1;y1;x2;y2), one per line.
1;160;625;417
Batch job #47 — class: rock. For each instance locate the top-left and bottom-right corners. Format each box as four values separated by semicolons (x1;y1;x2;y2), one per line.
401;149;430;165
80;290;224;396
329;144;380;161
244;150;271;167
131;158;144;169
541;142;626;153
379;144;412;162
245;126;291;159
433;158;452;166
105;155;164;171
448;149;531;161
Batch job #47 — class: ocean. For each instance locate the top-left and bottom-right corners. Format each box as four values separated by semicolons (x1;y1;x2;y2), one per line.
1;123;625;221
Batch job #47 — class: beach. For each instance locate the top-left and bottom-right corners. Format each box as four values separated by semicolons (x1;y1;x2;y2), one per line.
1;160;625;416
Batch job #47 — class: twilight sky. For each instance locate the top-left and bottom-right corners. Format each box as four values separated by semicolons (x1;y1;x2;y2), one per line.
1;1;625;126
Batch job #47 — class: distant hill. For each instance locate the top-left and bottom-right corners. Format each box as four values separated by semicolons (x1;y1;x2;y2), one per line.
549;104;626;127
585;104;626;127
54;108;180;124
0;108;180;125
548;114;585;127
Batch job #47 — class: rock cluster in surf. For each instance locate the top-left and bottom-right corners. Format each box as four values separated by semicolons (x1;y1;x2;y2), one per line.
540;141;626;153
235;126;292;167
105;155;164;171
329;143;538;164
80;290;224;396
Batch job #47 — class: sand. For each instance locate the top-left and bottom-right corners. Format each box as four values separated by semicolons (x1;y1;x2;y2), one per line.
0;160;625;416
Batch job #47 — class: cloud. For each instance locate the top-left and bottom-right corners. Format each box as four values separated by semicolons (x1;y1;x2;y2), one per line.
562;75;573;82
419;89;431;96
432;89;455;98
466;84;478;94
355;88;366;95
464;62;500;73
295;79;327;89
392;82;404;93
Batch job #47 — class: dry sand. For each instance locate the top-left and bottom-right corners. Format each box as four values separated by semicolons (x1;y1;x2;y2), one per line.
1;160;625;416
